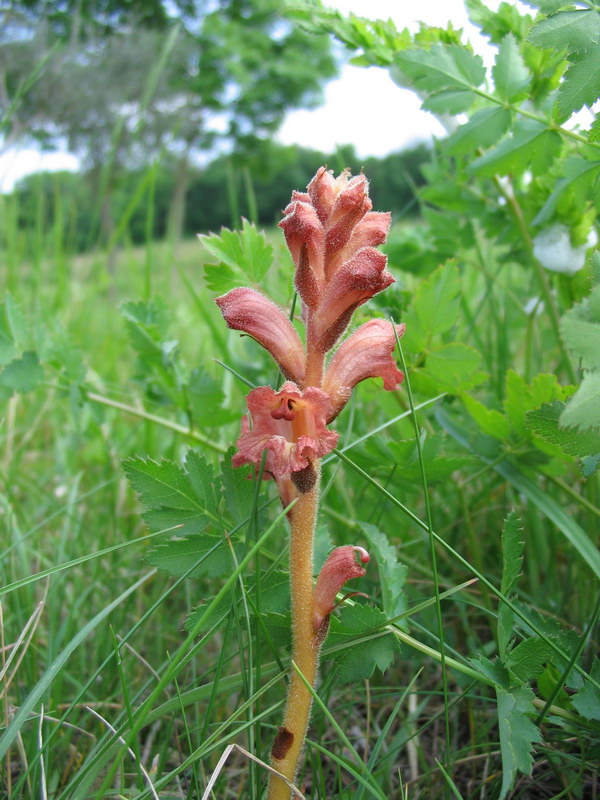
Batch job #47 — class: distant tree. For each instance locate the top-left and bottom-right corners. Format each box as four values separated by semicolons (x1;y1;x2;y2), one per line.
1;0;337;245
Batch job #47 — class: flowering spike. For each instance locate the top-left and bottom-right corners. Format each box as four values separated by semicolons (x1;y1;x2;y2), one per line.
323;319;405;420
215;288;305;384
313;545;370;632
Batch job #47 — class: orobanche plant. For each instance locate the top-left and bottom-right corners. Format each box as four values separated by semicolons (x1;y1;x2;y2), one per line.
215;166;405;796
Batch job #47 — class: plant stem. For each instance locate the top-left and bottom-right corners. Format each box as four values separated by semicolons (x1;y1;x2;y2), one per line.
268;468;321;800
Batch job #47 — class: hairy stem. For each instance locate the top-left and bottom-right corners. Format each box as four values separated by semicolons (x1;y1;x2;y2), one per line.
268;469;321;800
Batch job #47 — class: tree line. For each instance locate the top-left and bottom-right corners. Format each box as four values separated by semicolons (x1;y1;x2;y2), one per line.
6;140;430;252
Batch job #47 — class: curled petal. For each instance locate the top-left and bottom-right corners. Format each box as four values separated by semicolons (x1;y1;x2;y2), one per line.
215;288;305;384
313;248;395;352
327;211;392;280
307;166;341;224
232;382;339;480
325;174;372;258
314;545;370;632
323;319;405;420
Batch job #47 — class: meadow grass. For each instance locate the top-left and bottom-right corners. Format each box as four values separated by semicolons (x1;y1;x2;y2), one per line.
1;176;599;800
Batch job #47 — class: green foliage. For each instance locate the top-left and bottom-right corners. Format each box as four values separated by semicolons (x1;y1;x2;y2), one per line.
496;686;542;800
498;511;524;659
328;605;398;684
493;33;530;102
572;659;600;721
199;219;274;294
123;450;218;536
360;523;408;622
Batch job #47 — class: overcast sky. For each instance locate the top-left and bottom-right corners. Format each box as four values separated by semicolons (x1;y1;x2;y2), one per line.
0;0;524;191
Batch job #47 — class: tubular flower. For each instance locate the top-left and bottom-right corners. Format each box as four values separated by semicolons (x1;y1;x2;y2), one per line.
216;287;305;384
313;546;371;633
279;167;393;351
323;319;406;421
232;382;339;480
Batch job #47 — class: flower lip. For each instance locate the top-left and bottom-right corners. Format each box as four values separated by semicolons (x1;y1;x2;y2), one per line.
232;382;339;480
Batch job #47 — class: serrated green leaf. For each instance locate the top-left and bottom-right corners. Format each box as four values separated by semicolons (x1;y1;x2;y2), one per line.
501;511;524;597
188;368;238;426
220;448;255;525
199;219;273;293
0;294;28;364
560;371;600;431
560;286;600;369
185;450;219;514
124;456;204;512
328;605;397;684
493;33;530;102
462;394;511;440
425;343;485;391
0;351;44;394
402;261;461;351
504;371;570;437
526;401;600;456
147;534;232;579
507;637;554;682
524;0;569;14
469;120;562;177
528;10;600;53
558;50;600;116
360;522;408;623
422;89;476;115
446;107;512;156
395;44;485;106
572;658;600;720
533;156;600;226
469;654;510;688
498;511;523;658
589;115;600;143
497;686;542;800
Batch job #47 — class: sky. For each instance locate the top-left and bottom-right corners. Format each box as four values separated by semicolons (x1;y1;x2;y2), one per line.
0;0;530;191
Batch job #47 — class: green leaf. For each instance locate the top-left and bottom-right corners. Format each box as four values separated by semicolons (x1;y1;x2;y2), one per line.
526;401;600;456
0;351;44;394
360;522;408;622
469;120;562;177
438;408;600;580
498;511;524;658
124;456;205;512
497;686;542;800
533;156;600;226
523;0;570;14
446;107;512;156
581;452;600;477
199;219;274;293
504;370;570;437
507;637;554;682
589;114;600;143
421;89;476;115
188;368;238;426
328;605;398;684
0;294;28;364
395;44;485;111
501;511;524;598
558;50;600;117
493;33;530;102
424;343;486;391
462;394;511;440
402;261;461;351
528;10;600;54
560;371;600;431
146;534;233;579
469;655;510;688
572;658;600;721
220;447;255;526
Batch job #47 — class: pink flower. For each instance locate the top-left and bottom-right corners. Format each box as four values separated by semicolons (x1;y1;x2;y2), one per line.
216;288;305;384
323;319;406;421
313;545;370;632
279;167;394;352
232;382;339;480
